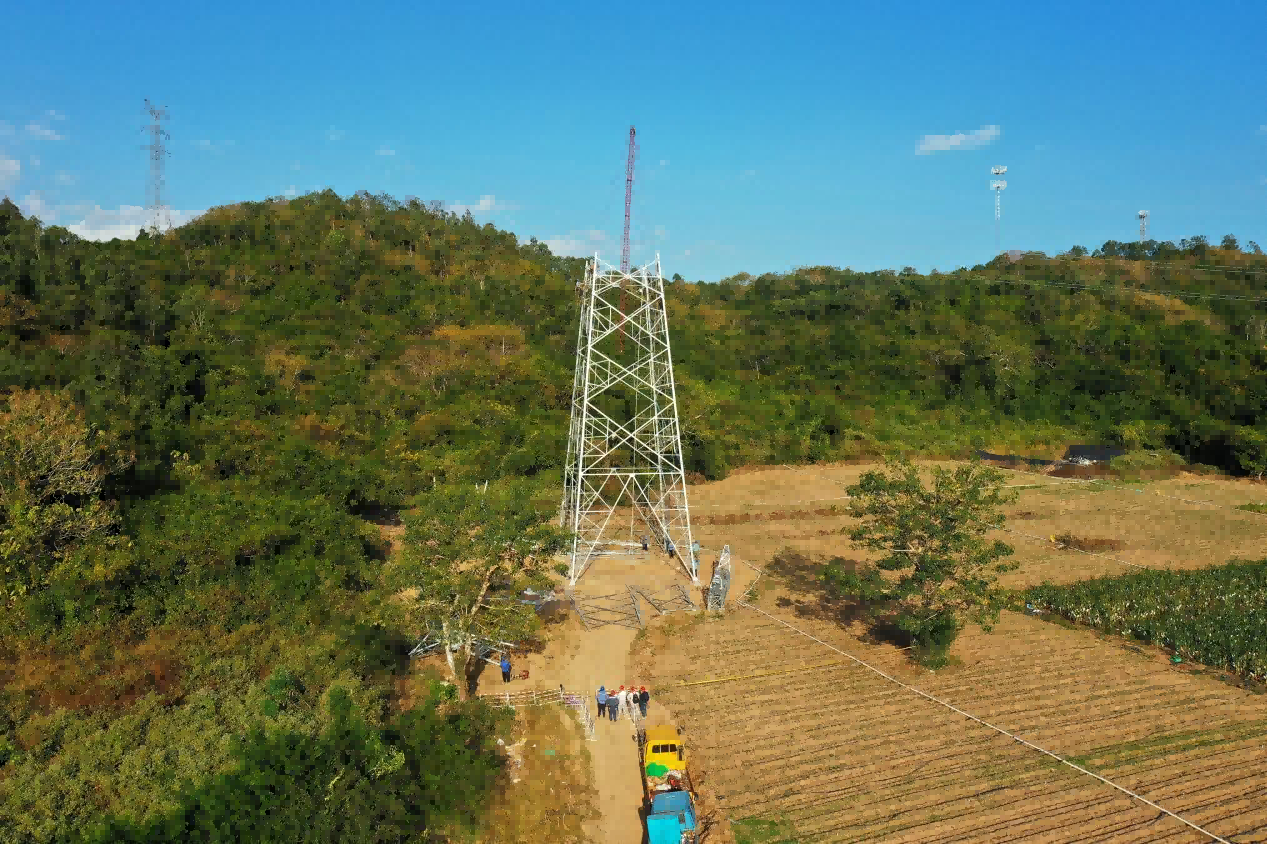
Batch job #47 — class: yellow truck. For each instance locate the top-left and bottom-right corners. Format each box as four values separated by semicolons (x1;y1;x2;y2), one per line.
638;725;697;844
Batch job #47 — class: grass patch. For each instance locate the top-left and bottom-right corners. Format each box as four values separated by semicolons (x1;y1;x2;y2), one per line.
1237;502;1267;515
1065;720;1267;772
479;703;596;843
1108;450;1186;479
732;816;801;844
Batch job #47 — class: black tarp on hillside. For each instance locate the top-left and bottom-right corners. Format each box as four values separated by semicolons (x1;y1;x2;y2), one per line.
975;451;1054;467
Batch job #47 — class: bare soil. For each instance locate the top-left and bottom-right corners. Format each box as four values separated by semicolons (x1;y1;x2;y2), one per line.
644;581;1267;842
632;461;1267;842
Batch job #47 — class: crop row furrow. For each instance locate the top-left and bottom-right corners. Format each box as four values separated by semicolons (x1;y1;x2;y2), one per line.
700;709;1000;773
1172;790;1267;841
762;761;1083;833
677;681;1247;761
925;791;1177;844
968;702;1260;757
784;751;1263;844
718;745;1051;817
887;793;1167;844
717;736;1062;820
786;778;1125;843
1120;753;1267;805
667;649;1184;727
1097;740;1267;787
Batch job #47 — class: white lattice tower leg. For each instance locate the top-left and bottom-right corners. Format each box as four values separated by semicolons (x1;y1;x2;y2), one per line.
562;252;696;584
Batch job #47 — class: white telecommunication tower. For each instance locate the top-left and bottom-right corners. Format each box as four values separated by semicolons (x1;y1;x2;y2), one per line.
990;166;1007;256
1138;210;1149;244
559;252;696;585
142;99;171;236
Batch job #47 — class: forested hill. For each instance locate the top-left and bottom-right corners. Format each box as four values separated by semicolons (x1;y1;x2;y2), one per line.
2;189;1266;840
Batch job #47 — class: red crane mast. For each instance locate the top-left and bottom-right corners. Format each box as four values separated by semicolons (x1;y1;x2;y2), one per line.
620;125;636;274
618;125;637;354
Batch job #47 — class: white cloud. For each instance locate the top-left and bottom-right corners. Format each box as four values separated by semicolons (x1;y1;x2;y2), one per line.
0;121;14;137
446;194;518;215
0;155;19;189
25;123;64;141
660;159;669;167
375;146;395;156
19;191;53;220
543;229;609;257
916;124;1000;155
1259;124;1267;134
326;127;346;141
54;171;76;186
46;110;66;121
283;185;298;197
683;249;690;257
58;204;206;240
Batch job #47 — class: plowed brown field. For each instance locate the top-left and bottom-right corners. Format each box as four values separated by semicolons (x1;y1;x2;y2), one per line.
638;462;1267;843
648;597;1267;842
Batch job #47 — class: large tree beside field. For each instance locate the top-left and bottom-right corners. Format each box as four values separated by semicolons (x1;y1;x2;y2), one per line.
825;458;1018;665
384;479;569;698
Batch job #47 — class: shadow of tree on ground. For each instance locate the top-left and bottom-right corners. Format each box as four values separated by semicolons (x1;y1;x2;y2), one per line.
765;548;914;651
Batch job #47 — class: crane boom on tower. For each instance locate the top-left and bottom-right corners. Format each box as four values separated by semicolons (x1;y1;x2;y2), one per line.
618;125;637;353
621;125;636;274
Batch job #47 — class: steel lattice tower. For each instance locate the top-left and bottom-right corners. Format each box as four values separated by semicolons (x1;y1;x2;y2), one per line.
560;251;696;585
143;99;171;236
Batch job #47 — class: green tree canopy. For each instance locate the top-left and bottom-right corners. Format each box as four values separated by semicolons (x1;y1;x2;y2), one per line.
826;458;1018;665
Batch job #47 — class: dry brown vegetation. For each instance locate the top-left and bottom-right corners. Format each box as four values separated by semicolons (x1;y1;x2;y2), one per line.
1053;533;1128;553
479;704;597;844
684;461;1267;590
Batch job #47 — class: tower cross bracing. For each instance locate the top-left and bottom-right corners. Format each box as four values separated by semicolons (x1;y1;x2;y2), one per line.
560;252;696;585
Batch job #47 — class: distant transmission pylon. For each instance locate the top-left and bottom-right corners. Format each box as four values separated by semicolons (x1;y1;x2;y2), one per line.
560;250;697;585
1138;210;1149;244
991;165;1007;257
143;99;171;236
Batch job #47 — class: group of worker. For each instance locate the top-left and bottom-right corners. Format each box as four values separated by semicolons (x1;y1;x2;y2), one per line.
640;536;703;569
596;685;649;721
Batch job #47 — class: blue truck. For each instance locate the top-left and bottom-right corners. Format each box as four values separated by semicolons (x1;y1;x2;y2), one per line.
646;790;697;844
641;724;698;844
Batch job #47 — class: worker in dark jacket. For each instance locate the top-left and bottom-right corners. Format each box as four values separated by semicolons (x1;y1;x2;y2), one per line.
500;654;512;683
638;687;650;717
596;686;608;719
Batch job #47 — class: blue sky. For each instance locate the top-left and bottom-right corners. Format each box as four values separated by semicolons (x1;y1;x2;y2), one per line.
4;0;1265;279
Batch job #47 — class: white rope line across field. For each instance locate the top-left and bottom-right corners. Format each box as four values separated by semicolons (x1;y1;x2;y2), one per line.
737;601;1232;844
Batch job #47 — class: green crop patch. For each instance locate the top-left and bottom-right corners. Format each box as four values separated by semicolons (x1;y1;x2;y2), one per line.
1024;558;1267;683
1066;720;1267;772
733;816;802;844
